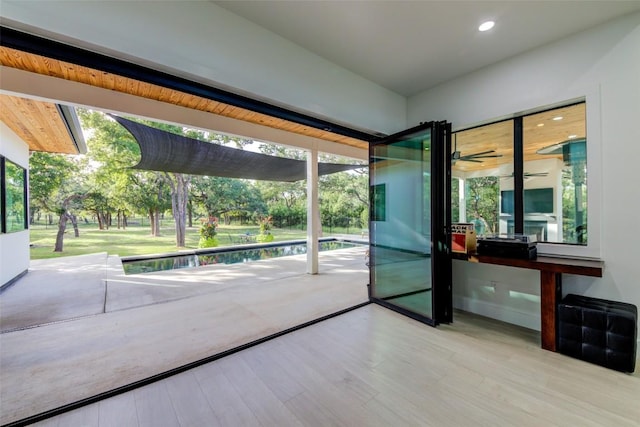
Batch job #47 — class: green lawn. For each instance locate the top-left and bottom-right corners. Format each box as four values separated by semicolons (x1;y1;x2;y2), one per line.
29;221;311;260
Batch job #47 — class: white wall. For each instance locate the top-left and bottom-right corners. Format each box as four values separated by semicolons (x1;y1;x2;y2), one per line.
0;122;30;287
0;0;406;135
410;13;640;331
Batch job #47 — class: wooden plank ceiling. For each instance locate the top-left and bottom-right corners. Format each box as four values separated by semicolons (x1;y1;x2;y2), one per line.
0;94;79;154
0;46;368;152
453;102;586;173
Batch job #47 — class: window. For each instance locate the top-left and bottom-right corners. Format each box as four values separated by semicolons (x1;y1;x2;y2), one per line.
451;120;514;237
1;156;28;233
523;103;587;244
452;101;587;246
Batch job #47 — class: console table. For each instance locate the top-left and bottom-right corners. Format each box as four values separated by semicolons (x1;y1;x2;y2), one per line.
467;255;604;352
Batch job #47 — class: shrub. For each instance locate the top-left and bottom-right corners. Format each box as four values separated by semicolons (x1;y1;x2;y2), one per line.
257;215;274;242
259;215;273;234
256;233;274;243
198;236;219;248
199;216;219;248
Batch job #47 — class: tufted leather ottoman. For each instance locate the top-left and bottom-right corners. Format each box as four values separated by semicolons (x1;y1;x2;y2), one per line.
558;294;637;372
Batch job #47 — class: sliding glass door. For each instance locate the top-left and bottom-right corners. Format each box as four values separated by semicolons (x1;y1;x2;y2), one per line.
369;121;452;325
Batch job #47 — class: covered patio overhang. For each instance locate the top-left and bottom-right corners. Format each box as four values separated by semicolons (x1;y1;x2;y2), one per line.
0;41;371;274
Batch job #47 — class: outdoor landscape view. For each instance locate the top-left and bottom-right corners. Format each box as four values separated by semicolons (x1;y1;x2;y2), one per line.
29;110;369;259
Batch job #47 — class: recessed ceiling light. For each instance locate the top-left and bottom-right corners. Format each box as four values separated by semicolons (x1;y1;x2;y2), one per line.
552;116;563;121
537;123;544;127
568;134;577;139
478;21;495;32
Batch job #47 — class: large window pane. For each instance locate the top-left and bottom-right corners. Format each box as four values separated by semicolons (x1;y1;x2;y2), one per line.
523;103;587;244
452;120;514;237
3;159;27;233
370;129;433;319
452;101;588;247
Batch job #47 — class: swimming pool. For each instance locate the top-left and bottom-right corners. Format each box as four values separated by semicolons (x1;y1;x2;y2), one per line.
121;239;365;275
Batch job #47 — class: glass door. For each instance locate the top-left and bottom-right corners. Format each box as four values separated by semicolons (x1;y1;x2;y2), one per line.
369;121;452;325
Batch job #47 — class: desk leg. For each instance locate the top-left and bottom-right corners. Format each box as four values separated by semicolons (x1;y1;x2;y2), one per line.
540;270;561;351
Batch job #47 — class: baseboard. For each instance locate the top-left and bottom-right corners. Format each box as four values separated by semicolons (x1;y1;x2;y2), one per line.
453;295;540;331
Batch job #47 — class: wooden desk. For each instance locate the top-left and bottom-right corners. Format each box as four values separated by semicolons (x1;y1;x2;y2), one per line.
467;255;604;352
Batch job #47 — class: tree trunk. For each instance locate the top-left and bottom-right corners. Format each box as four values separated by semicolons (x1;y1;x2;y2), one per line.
155;208;161;236
148;209;155;236
96;210;103;230
165;172;190;248
187;201;193;228
149;208;161;237
70;213;80;237
54;213;69;252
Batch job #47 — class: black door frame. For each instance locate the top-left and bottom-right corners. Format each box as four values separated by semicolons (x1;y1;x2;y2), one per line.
368;121;452;326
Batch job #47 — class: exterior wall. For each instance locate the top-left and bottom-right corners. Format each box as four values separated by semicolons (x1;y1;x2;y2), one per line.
409;13;640;331
1;0;407;135
0;122;30;287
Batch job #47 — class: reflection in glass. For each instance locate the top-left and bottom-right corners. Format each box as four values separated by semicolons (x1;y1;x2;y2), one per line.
523;103;587;244
370;129;433;319
4;159;27;233
452;120;514;237
371;184;386;222
451;102;587;245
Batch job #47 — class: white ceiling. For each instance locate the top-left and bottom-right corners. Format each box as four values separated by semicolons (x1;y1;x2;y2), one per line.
214;1;640;97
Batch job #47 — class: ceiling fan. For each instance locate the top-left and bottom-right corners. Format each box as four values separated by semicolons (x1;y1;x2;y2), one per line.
500;171;549;179
451;135;502;165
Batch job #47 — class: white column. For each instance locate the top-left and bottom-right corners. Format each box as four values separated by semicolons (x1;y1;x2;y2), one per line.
458;177;466;222
307;148;319;274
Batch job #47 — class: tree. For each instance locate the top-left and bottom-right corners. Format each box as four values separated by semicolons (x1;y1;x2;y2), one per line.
29;151;86;252
319;166;368;230
79;109;258;247
29;152;75;223
163;172;191;247
53;193;87;252
127;171;171;236
257;179;307;228
465;176;499;235
78;109;141;230
190;176;266;225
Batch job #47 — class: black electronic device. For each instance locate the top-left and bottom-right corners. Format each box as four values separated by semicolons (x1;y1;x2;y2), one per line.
477;235;537;260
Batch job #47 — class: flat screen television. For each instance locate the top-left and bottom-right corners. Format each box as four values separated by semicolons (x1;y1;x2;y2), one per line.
501;188;553;214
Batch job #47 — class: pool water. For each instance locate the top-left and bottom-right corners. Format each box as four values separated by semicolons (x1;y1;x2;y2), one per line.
122;240;363;275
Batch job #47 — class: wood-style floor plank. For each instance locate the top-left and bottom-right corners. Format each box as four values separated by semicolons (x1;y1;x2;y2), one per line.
164;371;220;427
133;381;180;427
21;305;640;427
238;342;307;402
97;392;138;427
216;354;304;426
43;402;99;427
193;362;262;427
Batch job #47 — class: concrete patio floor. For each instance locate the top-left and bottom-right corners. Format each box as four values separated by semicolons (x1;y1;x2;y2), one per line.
0;244;369;425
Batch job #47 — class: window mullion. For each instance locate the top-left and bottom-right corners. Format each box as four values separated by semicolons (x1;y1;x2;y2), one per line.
513;117;524;235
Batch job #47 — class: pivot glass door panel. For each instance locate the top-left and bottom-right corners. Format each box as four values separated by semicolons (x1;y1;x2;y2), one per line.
369;121;452;325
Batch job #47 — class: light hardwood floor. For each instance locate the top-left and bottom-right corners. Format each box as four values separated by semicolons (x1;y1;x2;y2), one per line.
30;305;639;427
